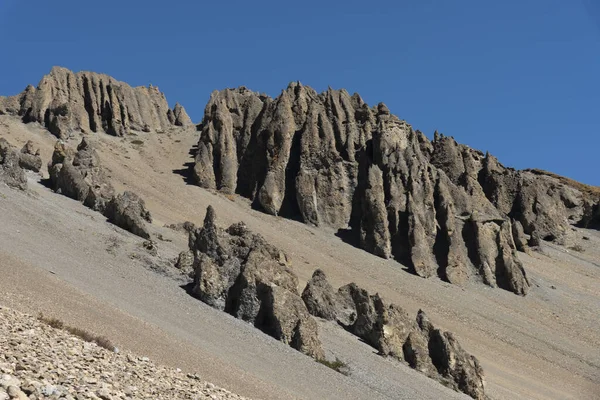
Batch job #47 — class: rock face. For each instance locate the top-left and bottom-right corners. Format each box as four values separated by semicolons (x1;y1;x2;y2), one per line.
48;138;152;238
188;206;324;359
0;66;191;138
0;139;28;190
191;84;600;294
302;271;486;399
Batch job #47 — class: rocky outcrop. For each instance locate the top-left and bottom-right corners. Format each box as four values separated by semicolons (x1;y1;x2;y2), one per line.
0;66;191;138
191;84;600;295
48;138;115;212
48;138;152;238
18;140;42;172
174;250;194;274
167;103;193;127
0;139;27;190
302;271;486;399
104;191;152;239
188;206;324;359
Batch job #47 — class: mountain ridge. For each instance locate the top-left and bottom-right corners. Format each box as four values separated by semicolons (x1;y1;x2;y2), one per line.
190;83;600;295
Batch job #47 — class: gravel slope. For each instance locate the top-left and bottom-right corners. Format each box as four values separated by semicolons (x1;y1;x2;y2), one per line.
1;116;599;399
0;306;247;399
0;175;467;399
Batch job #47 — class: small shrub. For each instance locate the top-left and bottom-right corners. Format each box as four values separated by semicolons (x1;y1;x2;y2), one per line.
225;194;236;202
38;314;115;351
569;244;585;253
317;357;349;375
38;314;64;329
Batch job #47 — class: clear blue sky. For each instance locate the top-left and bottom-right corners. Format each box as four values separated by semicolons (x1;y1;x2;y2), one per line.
1;1;599;185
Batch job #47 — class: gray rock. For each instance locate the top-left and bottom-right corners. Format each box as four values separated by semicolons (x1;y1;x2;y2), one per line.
2;66;190;138
18;140;42;172
190;84;600;295
302;275;487;399
104;191;152;239
0;139;27;190
189;206;324;358
167;103;193;127
301;269;338;321
174;250;194;273
48;138;115;212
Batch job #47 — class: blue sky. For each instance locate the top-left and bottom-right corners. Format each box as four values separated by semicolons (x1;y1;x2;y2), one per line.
1;1;599;185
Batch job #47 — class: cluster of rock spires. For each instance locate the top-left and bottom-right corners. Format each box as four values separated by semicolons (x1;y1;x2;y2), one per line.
48;138;152;239
302;269;486;399
0;66;192;138
188;206;486;399
0;139;42;190
191;84;600;295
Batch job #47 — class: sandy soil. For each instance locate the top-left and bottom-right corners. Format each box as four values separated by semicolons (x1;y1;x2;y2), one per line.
1;116;599;399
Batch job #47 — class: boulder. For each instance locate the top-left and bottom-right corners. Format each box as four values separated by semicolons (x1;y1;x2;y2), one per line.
188;206;324;358
48;138;115;212
0;139;27;190
18;140;42;172
174;250;194;274
301;269;339;321
104;191;152;239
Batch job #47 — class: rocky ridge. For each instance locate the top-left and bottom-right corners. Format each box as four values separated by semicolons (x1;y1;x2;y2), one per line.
0;306;247;400
48;138;152;239
188;207;486;399
302;269;487;400
0;66;192;139
191;84;600;294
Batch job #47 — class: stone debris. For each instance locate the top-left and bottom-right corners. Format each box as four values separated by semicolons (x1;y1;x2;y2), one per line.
0;306;248;400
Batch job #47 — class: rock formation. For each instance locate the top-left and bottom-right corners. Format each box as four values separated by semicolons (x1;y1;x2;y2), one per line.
0;66;192;138
190;84;600;294
48;138;152;239
105;191;153;240
302;270;487;399
18;140;43;172
0;139;28;190
48;138;115;213
188;206;324;359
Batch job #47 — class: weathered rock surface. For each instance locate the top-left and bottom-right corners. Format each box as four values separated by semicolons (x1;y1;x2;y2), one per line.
168;103;193;127
174;250;194;274
18;140;42;172
0;139;28;190
188;206;324;359
0;306;247;400
105;191;153;240
302;271;486;399
191;84;600;294
0;66;191;138
49;138;115;212
49;138;153;238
